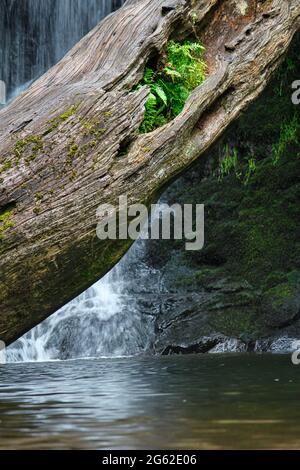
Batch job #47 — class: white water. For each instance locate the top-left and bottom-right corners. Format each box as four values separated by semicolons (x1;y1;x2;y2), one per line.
7;277;123;362
2;0;157;363
7;240;157;362
0;0;124;100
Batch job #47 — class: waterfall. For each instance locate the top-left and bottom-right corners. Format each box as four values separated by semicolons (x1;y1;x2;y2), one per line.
3;0;157;362
0;0;124;100
7;240;157;362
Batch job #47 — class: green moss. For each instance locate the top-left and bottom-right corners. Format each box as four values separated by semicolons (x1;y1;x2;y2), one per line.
14;135;44;163
34;192;44;201
287;270;300;286
262;271;300;302
44;104;79;135
265;283;294;307
263;271;287;290
177;126;300;292
0;160;13;173
59;105;78;121
82;140;98;153
138;40;207;133
68;143;79;158
193;267;224;286
81;117;99;131
209;310;259;341
70;169;78;181
0;205;15;240
33;206;41;215
141;146;152;153
80;116;106;138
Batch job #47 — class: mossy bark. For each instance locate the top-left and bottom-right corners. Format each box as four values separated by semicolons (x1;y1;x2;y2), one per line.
0;0;300;344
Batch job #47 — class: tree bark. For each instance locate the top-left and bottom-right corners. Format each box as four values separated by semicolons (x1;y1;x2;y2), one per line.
0;0;300;345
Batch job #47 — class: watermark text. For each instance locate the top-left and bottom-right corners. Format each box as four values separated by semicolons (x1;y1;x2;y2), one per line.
96;196;204;251
292;80;300;105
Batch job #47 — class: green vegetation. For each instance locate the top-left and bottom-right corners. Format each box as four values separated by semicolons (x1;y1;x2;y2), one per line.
219;146;240;180
274;57;297;98
59;106;78;121
218;113;299;183
80;116;107;138
44;104;79;135
209;310;258;340
139;40;207;133
34;192;44;201
0;160;13;174
216;31;300;182
272;114;299;164
135;34;300;345
33;206;41;215
266;283;294;307
14;135;43;163
68;143;79;158
218;145;257;184
0;205;15;240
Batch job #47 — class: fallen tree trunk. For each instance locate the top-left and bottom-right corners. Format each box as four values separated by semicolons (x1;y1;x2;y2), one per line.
0;0;300;345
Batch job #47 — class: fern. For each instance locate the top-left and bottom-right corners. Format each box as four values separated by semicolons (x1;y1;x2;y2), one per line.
219;146;241;181
143;68;155;85
272;115;299;164
139;93;157;134
218;147;258;185
166;40;206;91
139;40;207;133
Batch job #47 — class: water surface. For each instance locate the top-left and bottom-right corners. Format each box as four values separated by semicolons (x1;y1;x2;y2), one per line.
0;354;299;449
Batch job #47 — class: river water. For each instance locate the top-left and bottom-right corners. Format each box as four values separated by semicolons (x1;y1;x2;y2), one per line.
0;354;299;450
1;1;299;451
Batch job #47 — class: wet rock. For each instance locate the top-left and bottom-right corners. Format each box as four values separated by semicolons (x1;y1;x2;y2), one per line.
160;335;227;355
142;39;300;354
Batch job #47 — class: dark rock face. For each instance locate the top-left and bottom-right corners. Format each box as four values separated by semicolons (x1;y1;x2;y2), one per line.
137;34;300;354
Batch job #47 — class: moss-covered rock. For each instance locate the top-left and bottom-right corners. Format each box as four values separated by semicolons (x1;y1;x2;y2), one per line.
150;33;300;353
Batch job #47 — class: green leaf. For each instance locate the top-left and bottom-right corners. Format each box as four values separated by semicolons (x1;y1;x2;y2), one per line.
152;84;168;106
163;67;182;81
147;92;157;104
138;39;206;133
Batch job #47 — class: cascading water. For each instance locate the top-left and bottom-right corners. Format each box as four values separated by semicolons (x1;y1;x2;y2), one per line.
3;0;157;362
7;239;158;362
0;0;124;100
